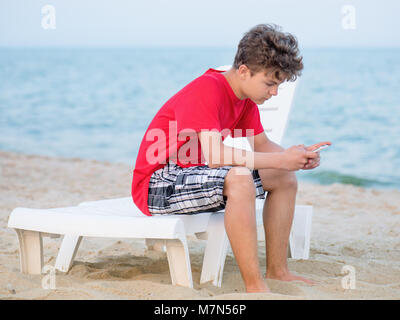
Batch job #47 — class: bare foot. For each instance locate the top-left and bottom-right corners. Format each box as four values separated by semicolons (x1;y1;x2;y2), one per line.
265;271;316;285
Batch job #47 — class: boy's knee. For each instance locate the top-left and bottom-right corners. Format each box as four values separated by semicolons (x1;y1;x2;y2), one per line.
283;172;298;190
223;167;256;199
259;169;298;192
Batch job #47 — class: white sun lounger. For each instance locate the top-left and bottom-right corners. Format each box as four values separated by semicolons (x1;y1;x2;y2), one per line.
7;65;312;288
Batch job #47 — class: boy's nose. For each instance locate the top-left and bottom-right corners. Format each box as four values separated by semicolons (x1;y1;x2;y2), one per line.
270;88;278;96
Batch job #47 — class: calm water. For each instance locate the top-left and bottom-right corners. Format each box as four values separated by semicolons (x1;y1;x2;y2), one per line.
0;47;399;189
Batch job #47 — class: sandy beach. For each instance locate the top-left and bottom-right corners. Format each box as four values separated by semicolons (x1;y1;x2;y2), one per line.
0;150;399;300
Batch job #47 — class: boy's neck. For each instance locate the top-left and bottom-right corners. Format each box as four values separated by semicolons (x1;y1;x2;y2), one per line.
222;68;247;101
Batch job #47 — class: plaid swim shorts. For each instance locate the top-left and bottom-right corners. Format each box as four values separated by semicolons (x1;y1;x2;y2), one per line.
147;162;266;215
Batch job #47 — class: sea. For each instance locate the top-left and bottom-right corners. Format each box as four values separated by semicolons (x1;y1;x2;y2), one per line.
0;47;399;190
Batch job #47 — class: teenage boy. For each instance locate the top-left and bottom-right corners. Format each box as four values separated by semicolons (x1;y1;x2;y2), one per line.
132;24;330;293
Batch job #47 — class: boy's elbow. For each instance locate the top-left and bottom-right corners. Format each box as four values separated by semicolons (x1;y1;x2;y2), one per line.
198;131;224;168
207;162;219;169
207;149;226;168
205;156;217;168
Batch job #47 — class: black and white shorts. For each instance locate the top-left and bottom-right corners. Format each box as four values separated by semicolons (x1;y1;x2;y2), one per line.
147;162;266;215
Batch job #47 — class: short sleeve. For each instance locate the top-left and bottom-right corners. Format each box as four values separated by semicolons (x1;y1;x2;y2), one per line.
174;77;222;134
231;100;264;137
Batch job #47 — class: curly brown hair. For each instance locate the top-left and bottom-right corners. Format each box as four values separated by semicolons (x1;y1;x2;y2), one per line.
233;24;303;82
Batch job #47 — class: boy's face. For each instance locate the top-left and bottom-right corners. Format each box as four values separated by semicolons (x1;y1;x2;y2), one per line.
239;66;285;105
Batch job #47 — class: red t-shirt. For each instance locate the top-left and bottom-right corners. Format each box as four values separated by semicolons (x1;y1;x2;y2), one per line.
131;68;264;216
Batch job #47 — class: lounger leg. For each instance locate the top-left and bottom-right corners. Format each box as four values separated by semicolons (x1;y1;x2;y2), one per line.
145;238;166;252
200;212;229;287
165;239;193;288
145;238;157;250
55;235;83;273
288;205;313;259
14;229;44;274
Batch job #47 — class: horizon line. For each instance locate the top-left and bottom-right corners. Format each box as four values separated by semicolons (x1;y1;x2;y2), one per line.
1;44;400;50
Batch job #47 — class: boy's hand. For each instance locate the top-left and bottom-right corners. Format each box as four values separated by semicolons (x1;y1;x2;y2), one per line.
281;145;319;171
302;141;332;170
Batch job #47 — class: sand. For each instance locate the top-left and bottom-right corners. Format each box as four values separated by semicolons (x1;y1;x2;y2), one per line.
0;150;399;300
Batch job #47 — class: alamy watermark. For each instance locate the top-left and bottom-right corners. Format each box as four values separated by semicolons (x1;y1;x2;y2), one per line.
41;264;56;290
341;265;356;290
144;121;255;173
341;5;356;30
41;5;56;30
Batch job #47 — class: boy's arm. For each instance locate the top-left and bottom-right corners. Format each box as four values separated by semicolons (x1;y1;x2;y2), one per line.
198;131;317;171
248;131;328;171
247;131;284;153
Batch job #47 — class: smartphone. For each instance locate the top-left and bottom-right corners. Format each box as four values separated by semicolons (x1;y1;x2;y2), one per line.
312;145;330;152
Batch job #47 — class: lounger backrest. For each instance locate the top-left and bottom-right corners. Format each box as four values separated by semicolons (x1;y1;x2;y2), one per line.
215;65;298;151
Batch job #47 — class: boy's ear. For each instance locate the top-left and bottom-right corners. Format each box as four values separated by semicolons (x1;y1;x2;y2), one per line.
237;64;251;79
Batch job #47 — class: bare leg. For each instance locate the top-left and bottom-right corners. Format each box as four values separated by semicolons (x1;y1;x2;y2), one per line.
223;167;269;293
258;169;314;284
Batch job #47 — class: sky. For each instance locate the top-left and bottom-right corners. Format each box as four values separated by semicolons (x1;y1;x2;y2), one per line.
0;0;399;48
